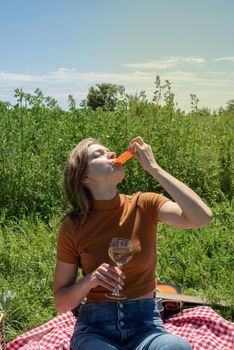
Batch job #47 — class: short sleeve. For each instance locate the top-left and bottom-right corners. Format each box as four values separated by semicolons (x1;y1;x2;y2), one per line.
56;216;80;264
138;192;171;224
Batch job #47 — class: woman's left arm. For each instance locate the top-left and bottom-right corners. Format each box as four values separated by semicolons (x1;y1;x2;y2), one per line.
129;137;213;229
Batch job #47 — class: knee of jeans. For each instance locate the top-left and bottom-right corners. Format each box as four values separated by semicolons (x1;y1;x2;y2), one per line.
73;335;117;350
70;326;89;349
153;335;192;350
162;338;192;350
71;335;95;350
175;337;192;350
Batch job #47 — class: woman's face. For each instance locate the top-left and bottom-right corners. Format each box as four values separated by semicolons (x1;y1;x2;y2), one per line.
84;143;125;184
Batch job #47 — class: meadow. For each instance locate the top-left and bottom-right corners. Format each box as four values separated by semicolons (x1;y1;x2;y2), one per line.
0;84;233;341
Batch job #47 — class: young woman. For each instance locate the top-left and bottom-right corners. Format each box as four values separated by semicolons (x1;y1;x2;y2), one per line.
54;136;212;350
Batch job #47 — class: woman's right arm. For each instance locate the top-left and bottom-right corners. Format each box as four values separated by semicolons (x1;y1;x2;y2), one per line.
53;260;125;313
53;260;90;313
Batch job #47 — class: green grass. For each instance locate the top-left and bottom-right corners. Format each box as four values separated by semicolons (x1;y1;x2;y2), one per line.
0;215;58;341
157;203;234;307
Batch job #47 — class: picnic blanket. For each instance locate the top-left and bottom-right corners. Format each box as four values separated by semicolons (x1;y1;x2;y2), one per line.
6;306;234;350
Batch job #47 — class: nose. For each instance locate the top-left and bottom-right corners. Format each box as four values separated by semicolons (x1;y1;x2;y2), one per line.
108;151;116;159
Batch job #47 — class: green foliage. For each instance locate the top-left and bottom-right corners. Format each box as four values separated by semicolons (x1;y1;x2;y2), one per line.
226;99;234;114
157;203;234;300
0;83;233;341
85;83;125;111
0;215;58;341
0;289;15;312
157;202;234;320
1;86;233;219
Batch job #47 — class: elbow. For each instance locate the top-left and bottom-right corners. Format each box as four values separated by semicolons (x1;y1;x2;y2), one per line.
54;299;69;314
53;291;69;314
204;208;213;225
195;209;213;228
208;208;213;221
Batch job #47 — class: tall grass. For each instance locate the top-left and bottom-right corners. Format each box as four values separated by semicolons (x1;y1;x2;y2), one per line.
0;215;57;341
0;90;233;219
0;83;233;341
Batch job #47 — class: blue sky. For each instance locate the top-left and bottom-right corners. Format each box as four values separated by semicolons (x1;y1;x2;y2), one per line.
0;0;233;111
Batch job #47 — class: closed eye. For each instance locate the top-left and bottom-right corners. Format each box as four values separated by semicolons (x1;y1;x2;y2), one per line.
93;148;110;158
93;152;102;158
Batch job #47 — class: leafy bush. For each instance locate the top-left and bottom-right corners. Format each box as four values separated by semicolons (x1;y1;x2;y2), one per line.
0;88;233;219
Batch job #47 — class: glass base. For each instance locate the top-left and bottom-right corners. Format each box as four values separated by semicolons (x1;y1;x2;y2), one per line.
105;292;126;300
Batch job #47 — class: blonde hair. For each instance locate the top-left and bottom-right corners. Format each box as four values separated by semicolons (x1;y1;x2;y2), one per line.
63;138;100;223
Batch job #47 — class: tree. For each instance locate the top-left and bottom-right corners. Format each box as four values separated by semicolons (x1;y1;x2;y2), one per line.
226;99;234;113
86;83;124;111
68;94;76;111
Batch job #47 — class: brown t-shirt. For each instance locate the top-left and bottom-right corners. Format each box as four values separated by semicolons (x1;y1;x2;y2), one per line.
56;192;170;302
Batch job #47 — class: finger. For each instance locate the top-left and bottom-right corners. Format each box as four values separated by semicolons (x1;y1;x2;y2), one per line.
128;142;142;157
101;265;125;286
113;266;126;279
98;264;125;287
101;264;125;278
130;136;144;145
99;280;123;292
129;137;146;151
96;271;123;291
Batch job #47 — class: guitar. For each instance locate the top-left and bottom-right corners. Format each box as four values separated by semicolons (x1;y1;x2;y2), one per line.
154;281;226;320
154;282;183;320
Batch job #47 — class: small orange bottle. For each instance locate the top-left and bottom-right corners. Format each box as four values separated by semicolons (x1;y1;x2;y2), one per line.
113;151;133;164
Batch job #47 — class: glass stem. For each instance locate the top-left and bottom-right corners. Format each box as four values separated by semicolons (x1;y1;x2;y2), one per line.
116;264;123;296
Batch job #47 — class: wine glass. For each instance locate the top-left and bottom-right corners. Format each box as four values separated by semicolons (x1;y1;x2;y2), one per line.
105;237;134;300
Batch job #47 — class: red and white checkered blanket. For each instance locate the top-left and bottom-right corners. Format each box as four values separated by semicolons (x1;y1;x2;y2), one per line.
6;307;234;350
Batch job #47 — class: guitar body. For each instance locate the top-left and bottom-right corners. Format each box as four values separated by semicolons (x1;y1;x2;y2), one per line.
156;282;181;295
155;282;182;320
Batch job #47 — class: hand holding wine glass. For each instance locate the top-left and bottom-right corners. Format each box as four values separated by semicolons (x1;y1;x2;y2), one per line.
105;237;134;300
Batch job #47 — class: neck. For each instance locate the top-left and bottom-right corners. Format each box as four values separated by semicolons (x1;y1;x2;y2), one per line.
90;187;118;201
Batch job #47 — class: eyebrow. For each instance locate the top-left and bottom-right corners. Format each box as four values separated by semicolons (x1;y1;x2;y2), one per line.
94;147;110;153
89;147;110;158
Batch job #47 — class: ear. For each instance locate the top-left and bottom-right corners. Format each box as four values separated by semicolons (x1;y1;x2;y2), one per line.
81;176;91;185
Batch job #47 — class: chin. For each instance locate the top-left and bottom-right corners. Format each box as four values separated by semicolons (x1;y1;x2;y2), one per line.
116;172;125;184
110;166;125;182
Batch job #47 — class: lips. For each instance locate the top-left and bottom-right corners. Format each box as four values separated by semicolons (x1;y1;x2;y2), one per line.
112;161;123;168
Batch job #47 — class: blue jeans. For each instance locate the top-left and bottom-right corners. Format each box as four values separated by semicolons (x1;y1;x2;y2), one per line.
70;298;192;350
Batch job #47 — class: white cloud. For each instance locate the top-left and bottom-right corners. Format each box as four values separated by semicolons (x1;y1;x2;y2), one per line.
0;56;233;111
212;56;234;62
163;70;234;86
0;71;46;83
124;56;206;69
